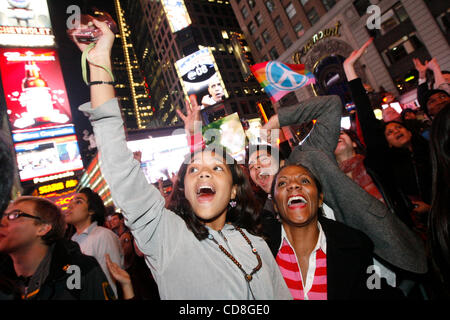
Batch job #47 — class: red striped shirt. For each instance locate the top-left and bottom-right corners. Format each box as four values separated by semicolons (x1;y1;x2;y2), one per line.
276;229;328;300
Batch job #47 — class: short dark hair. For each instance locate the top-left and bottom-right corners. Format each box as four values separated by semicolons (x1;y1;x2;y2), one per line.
341;129;366;155
270;164;325;217
79;188;106;226
0;135;14;213
422;89;450;117
13;196;66;245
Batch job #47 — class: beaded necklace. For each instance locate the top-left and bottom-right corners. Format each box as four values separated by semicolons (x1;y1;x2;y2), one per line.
208;226;262;282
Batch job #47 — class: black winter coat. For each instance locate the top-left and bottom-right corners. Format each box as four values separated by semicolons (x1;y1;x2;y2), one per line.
0;239;116;300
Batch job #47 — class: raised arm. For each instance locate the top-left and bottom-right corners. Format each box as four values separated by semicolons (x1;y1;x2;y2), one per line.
263;95;342;159
343;38;391;157
75;20;186;271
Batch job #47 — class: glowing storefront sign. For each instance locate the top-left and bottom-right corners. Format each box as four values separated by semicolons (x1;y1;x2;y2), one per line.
0;0;55;46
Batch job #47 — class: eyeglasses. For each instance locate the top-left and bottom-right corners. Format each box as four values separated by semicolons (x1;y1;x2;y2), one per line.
2;210;44;222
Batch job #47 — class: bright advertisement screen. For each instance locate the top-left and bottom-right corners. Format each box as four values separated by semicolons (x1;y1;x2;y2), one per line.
0;48;72;134
202;113;246;163
15;135;83;182
127;133;190;184
161;0;191;33
0;0;54;46
175;47;228;110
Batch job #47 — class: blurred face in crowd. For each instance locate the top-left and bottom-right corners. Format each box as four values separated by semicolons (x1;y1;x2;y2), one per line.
120;232;133;258
183;150;237;230
403;111;416;120
0;200;48;254
273;165;323;227
384;122;412;148
248;150;280;194
427;92;450;117
109;214;122;231
64;193;92;227
334;131;356;158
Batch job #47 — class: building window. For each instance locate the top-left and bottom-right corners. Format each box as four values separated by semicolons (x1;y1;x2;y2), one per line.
294;21;304;35
254;37;263;50
307;8;320;25
379;3;410;35
322;0;336;11
255;12;263;26
265;1;275;13
241;6;249;19
262;29;271;43
353;0;371;17
282;35;293;49
248;0;256;8
274;16;284;31
269;47;279;59
248;21;256;35
301;0;309;5
381;32;424;66
285;3;297;20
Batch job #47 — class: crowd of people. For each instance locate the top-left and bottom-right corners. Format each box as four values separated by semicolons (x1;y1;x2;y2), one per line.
0;20;449;301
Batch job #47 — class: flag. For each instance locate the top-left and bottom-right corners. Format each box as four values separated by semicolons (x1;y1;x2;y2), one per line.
250;61;315;103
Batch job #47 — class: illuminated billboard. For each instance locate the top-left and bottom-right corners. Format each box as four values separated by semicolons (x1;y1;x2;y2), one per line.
175;47;228;110
127;133;190;184
15;135;83;182
0;0;55;46
0;48;72;133
161;0;191;33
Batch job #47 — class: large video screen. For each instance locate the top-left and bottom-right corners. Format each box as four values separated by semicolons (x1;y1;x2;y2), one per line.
0;48;72;133
15;135;84;182
161;0;191;33
175;47;228;110
0;0;54;46
127;133;190;184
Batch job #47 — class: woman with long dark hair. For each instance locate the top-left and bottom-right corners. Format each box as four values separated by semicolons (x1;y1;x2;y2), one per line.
73;19;290;300
428;103;450;297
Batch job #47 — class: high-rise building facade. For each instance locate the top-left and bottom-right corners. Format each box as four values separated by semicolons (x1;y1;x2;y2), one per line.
231;0;339;62
122;0;272;125
231;0;449;109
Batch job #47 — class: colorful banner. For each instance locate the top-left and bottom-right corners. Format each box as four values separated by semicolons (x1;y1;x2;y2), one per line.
0;48;73;133
250;61;315;103
175;47;228;110
0;0;54;46
202;113;247;163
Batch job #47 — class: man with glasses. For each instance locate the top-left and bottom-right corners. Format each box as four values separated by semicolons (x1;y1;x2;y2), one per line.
0;196;116;300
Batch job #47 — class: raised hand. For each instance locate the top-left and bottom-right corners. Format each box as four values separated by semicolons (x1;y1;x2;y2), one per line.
343;37;373;81
412;58;429;79
71;19;115;65
105;253;135;299
176;96;202;136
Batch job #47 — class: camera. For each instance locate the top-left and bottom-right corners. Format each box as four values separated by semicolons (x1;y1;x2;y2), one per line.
67;11;118;44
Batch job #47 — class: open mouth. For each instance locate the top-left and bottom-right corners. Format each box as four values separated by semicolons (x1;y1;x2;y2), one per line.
287;195;307;208
196;185;216;201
